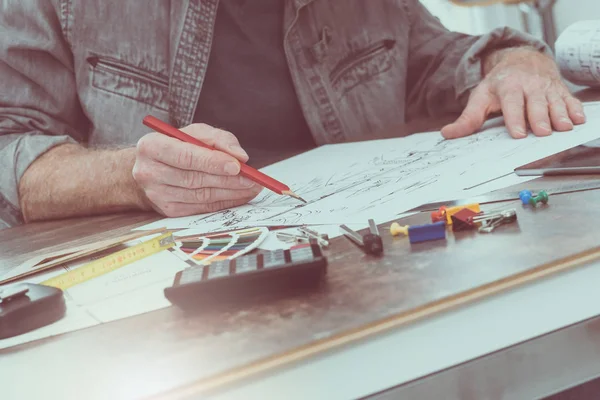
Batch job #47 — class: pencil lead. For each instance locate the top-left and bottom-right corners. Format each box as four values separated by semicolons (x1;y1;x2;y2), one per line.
282;190;307;203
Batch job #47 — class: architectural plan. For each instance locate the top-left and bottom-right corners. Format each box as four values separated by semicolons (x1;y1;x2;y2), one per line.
555;20;600;87
137;102;600;233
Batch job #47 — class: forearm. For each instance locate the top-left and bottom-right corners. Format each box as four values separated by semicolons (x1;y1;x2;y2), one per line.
18;144;150;222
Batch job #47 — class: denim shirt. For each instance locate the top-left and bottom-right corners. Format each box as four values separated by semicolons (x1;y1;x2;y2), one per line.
0;0;549;228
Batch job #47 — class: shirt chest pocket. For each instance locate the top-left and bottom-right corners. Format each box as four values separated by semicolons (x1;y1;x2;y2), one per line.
307;22;400;98
300;0;408;97
327;38;397;96
87;55;170;111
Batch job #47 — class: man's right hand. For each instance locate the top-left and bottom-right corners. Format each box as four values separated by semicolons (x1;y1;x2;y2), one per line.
133;123;262;217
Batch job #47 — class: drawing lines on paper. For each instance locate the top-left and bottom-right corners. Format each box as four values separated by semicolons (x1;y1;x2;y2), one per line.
161;128;528;230
187;142;471;228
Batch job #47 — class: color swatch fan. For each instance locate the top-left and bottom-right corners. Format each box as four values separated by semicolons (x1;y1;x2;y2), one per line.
175;227;269;265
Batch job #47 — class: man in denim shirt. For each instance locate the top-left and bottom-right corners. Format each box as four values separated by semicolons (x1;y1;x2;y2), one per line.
0;0;586;228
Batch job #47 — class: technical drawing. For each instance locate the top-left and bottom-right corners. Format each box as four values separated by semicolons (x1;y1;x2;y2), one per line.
143;112;600;233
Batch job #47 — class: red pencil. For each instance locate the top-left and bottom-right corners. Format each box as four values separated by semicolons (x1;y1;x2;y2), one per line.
142;115;306;203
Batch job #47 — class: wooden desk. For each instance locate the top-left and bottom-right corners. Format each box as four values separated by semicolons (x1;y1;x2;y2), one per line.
2;97;600;400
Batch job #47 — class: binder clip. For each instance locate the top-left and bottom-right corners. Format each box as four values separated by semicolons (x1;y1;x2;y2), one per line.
450;208;481;231
471;208;518;233
432;203;481;224
340;219;383;256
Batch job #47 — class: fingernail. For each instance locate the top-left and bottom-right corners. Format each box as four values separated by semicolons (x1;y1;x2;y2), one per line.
224;162;240;175
576;112;586;121
239;177;255;187
513;126;526;138
538;122;551;132
560;117;573;127
229;144;248;159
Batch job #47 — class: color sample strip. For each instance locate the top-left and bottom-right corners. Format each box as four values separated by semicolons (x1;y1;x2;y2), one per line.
175;227;269;265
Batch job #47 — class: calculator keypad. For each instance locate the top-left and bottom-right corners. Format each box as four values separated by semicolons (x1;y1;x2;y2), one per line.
179;265;205;284
263;249;286;268
207;261;230;279
235;255;258;273
176;244;323;287
290;246;314;262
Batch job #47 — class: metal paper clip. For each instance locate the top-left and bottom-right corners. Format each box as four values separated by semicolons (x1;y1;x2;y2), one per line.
298;227;330;247
275;232;310;244
275;227;330;247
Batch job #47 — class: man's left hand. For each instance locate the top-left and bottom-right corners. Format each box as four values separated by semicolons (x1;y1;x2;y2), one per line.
441;46;587;139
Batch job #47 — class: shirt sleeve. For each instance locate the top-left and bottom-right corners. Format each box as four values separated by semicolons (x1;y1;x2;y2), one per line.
0;0;89;228
404;0;553;121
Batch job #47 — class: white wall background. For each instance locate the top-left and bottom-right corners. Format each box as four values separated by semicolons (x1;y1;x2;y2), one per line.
419;0;520;35
554;0;600;34
421;0;600;44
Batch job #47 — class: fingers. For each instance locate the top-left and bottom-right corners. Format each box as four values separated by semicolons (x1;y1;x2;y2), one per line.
133;122;259;219
525;92;552;136
547;91;573;132
133;159;256;190
180;123;249;162
525;83;585;135
498;89;527;138
441;87;493;139
464;48;589;139
563;94;586;125
137;132;241;176
442;85;583;140
149;196;260;218
147;184;262;205
500;83;582;138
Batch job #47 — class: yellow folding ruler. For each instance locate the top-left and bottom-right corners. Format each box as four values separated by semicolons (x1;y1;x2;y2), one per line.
41;232;176;290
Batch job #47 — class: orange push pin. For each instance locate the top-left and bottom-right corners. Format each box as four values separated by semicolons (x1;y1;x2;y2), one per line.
390;222;409;237
431;206;447;223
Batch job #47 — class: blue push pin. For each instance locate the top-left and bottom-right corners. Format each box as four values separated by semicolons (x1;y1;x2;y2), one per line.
519;190;532;205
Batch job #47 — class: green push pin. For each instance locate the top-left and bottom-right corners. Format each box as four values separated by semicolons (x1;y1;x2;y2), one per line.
529;190;549;206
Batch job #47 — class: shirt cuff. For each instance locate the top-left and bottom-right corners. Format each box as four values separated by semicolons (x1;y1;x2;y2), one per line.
0;133;75;228
455;27;554;104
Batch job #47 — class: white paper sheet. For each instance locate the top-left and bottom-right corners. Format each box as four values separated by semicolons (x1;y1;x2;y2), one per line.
555;20;600;87
136;102;600;234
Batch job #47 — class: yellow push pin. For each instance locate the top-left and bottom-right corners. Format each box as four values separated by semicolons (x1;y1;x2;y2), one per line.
390;222;409;237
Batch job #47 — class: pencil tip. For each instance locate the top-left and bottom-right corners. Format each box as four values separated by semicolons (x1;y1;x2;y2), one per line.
283;190;307;203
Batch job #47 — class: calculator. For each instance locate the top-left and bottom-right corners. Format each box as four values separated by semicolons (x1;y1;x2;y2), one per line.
164;243;327;310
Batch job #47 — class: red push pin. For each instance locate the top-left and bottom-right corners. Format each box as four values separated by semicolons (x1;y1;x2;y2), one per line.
431;206;447;223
